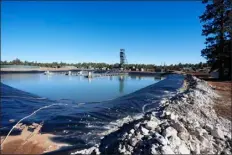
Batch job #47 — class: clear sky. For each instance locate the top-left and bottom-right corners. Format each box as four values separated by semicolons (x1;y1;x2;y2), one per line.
1;1;206;65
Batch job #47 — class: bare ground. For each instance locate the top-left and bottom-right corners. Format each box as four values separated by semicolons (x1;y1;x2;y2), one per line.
1;123;69;154
207;81;232;121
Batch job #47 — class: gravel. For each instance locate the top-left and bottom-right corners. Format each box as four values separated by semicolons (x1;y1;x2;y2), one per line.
72;75;232;155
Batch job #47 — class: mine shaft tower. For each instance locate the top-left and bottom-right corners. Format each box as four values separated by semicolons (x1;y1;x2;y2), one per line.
120;49;127;68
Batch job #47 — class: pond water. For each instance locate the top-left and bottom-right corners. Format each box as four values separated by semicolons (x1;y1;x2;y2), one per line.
1;73;161;102
1;73;184;153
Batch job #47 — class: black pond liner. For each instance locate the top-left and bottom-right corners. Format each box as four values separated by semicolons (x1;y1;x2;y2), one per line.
0;74;184;155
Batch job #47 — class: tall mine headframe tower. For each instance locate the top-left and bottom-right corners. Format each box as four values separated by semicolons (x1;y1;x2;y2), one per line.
120;49;127;67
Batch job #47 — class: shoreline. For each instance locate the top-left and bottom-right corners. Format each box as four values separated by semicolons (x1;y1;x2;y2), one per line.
0;68;91;74
1;67;169;76
66;75;231;155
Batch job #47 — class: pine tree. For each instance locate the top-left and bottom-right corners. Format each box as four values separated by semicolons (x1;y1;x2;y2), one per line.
200;0;232;79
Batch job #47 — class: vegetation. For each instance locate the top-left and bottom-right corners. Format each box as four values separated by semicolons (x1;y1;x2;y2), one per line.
200;0;231;80
1;58;208;71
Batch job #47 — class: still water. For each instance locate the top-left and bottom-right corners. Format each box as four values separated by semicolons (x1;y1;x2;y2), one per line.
1;73;161;102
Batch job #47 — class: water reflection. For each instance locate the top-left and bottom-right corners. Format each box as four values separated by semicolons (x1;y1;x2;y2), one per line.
154;76;161;80
88;77;92;83
119;76;124;94
130;76;136;80
1;73;161;102
47;75;52;81
1;73;40;82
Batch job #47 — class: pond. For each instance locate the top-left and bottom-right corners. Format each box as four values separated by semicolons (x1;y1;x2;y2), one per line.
1;73;184;152
1;73;161;102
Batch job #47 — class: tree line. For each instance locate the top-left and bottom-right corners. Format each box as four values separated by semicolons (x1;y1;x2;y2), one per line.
1;58;207;71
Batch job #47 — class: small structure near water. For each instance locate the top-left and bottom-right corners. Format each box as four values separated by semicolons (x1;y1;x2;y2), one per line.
44;70;53;75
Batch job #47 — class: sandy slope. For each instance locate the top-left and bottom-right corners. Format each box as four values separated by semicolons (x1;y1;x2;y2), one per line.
1;123;69;154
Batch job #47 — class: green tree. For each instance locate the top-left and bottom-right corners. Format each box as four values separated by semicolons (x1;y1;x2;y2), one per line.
200;0;232;79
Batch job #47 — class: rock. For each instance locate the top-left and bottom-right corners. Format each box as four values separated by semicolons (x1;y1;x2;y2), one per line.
118;144;126;154
127;133;132;139
92;148;100;155
221;148;231;155
181;97;187;102
151;111;156;116
150;144;159;155
122;132;128;139
130;138;138;147
170;113;178;120
140;127;149;135
163;127;177;138
169;135;181;149
187;119;193;124
195;128;207;136
195;143;200;154
178;131;190;141
178;142;190;154
192;121;200;128
211;127;224;140
160;121;170;130
145;121;158;130
164;102;170;106
161;100;167;104
200;137;213;153
225;132;232;140
130;129;135;134
202;132;212;140
161;145;175;154
72;146;99;155
126;144;133;153
150;115;160;123
134;123;140;129
190;142;200;154
216;145;223;154
205;124;213;132
215;138;225;146
154;132;168;146
165;111;171;116
155;126;162;133
198;135;205;142
135;131;143;140
172;121;187;133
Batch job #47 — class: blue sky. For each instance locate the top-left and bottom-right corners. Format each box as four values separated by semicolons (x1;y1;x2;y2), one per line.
1;1;206;65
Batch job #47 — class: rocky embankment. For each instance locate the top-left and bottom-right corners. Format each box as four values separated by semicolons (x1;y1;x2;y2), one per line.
72;75;231;155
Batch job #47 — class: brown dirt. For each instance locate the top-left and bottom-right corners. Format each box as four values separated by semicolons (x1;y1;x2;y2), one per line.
1;123;69;154
207;81;232;121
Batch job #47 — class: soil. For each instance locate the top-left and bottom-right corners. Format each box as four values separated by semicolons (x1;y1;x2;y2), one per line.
207;81;232;121
1;123;69;154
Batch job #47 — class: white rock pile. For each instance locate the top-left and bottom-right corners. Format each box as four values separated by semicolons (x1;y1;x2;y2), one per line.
73;75;232;155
